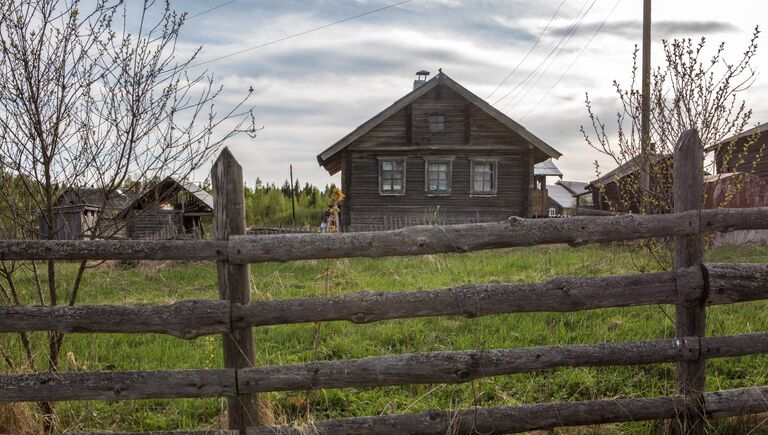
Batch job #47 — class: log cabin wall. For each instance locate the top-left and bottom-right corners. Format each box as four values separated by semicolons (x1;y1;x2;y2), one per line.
342;85;531;230
716;134;768;179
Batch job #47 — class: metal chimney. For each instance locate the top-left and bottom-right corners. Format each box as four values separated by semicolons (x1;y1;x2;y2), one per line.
413;70;430;89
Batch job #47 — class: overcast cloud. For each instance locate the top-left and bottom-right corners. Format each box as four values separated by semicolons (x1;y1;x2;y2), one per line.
157;0;767;187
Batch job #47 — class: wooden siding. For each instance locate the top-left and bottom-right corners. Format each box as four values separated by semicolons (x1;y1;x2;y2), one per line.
343;85;533;229
715;135;768;179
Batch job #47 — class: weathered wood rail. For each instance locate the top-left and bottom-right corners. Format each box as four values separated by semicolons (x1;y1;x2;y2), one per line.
2;138;768;434
1;263;765;336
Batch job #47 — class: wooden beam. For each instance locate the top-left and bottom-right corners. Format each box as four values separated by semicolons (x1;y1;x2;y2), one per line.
212;148;260;430
0;263;763;337
236;332;768;393
0;300;230;339
0;239;227;261
0;369;235;402
228;208;768;263
246;385;768;435
673;129;706;433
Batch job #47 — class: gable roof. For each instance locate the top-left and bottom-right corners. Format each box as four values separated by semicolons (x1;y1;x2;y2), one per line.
54;187;136;212
547;183;576;208
588;153;668;188
705;121;768;152
533;159;562;177
116;176;213;218
317;71;561;174
557;180;588;195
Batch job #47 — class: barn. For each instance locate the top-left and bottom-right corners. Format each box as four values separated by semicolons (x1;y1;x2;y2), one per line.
586;153;671;213
711;122;768;178
316;70;562;230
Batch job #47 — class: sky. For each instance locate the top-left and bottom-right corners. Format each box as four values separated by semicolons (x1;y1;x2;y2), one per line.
162;0;768;187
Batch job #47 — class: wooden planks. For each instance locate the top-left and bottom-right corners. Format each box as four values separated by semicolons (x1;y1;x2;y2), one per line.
673;129;707;434
0;263;765;337
228;208;768;263
246;386;768;435
0;300;229;339
0;239;227;260
212;148;260;430
0;369;235;402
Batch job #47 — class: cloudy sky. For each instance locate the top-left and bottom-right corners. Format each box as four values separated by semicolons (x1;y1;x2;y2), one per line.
164;0;767;187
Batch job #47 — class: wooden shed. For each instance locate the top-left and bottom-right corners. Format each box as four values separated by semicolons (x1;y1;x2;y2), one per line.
316;70;561;230
40;188;136;240
117;177;213;240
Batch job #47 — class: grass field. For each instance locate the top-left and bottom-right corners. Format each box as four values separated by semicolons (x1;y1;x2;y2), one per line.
2;243;768;433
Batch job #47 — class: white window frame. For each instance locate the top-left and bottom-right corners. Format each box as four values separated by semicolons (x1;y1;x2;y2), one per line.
429;114;446;132
469;158;499;196
377;157;406;196
424;156;454;195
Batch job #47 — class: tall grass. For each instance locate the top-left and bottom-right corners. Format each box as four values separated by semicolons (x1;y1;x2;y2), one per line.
1;243;767;432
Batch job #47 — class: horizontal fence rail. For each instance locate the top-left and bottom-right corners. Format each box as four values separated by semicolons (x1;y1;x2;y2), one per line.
245;385;768;435
0;208;767;262
3;332;768;402
2;263;765;337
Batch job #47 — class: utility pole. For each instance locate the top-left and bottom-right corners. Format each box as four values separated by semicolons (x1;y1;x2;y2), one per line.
289;164;297;225
640;0;652;209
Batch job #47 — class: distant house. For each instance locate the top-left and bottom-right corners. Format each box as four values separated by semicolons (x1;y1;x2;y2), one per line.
40;177;212;240
116;177;213;240
532;159;562;217
586;153;671;213
39;187;137;240
547;180;589;216
711;122;767;178
316;70;562;230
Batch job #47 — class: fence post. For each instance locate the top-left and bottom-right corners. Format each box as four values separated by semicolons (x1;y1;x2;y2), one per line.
673;129;706;433
212;148;260;431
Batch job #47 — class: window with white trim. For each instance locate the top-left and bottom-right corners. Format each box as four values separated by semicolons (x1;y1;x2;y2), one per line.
378;158;406;194
470;159;497;195
425;158;452;194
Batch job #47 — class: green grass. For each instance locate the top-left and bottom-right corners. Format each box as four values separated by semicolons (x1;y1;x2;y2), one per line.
2;243;768;433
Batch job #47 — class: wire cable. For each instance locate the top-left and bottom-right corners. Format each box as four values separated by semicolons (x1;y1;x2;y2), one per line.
187;0;237;20
520;0;622;120
187;0;414;70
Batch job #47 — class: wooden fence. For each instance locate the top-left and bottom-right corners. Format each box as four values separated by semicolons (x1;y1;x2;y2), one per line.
2;132;768;434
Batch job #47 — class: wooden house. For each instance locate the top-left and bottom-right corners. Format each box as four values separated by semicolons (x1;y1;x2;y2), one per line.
547;180;588;217
117;177;213;240
40;188;136;240
40;178;212;240
586;153;671;213
711;122;768;178
316;70;561;230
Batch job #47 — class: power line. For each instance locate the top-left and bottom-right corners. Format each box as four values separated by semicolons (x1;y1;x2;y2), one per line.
502;0;597;113
520;0;622;120
187;0;414;70
187;0;237;20
497;0;597;112
485;0;568;101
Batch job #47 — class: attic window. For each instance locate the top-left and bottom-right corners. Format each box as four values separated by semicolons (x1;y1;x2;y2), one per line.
429;114;445;132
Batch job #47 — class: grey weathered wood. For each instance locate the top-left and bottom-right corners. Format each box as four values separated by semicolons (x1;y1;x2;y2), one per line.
0;300;230;339
0;369;235;402
673;129;706;434
705;263;768;305
64;432;238;435
234;271;682;327
228;207;768;263
237;332;768;393
0;239;227;260
212;148;259;430
0;263;763;338
246;385;768;435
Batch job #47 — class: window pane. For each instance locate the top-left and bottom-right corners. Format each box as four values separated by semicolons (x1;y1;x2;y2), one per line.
380;159;405;193
472;161;495;192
